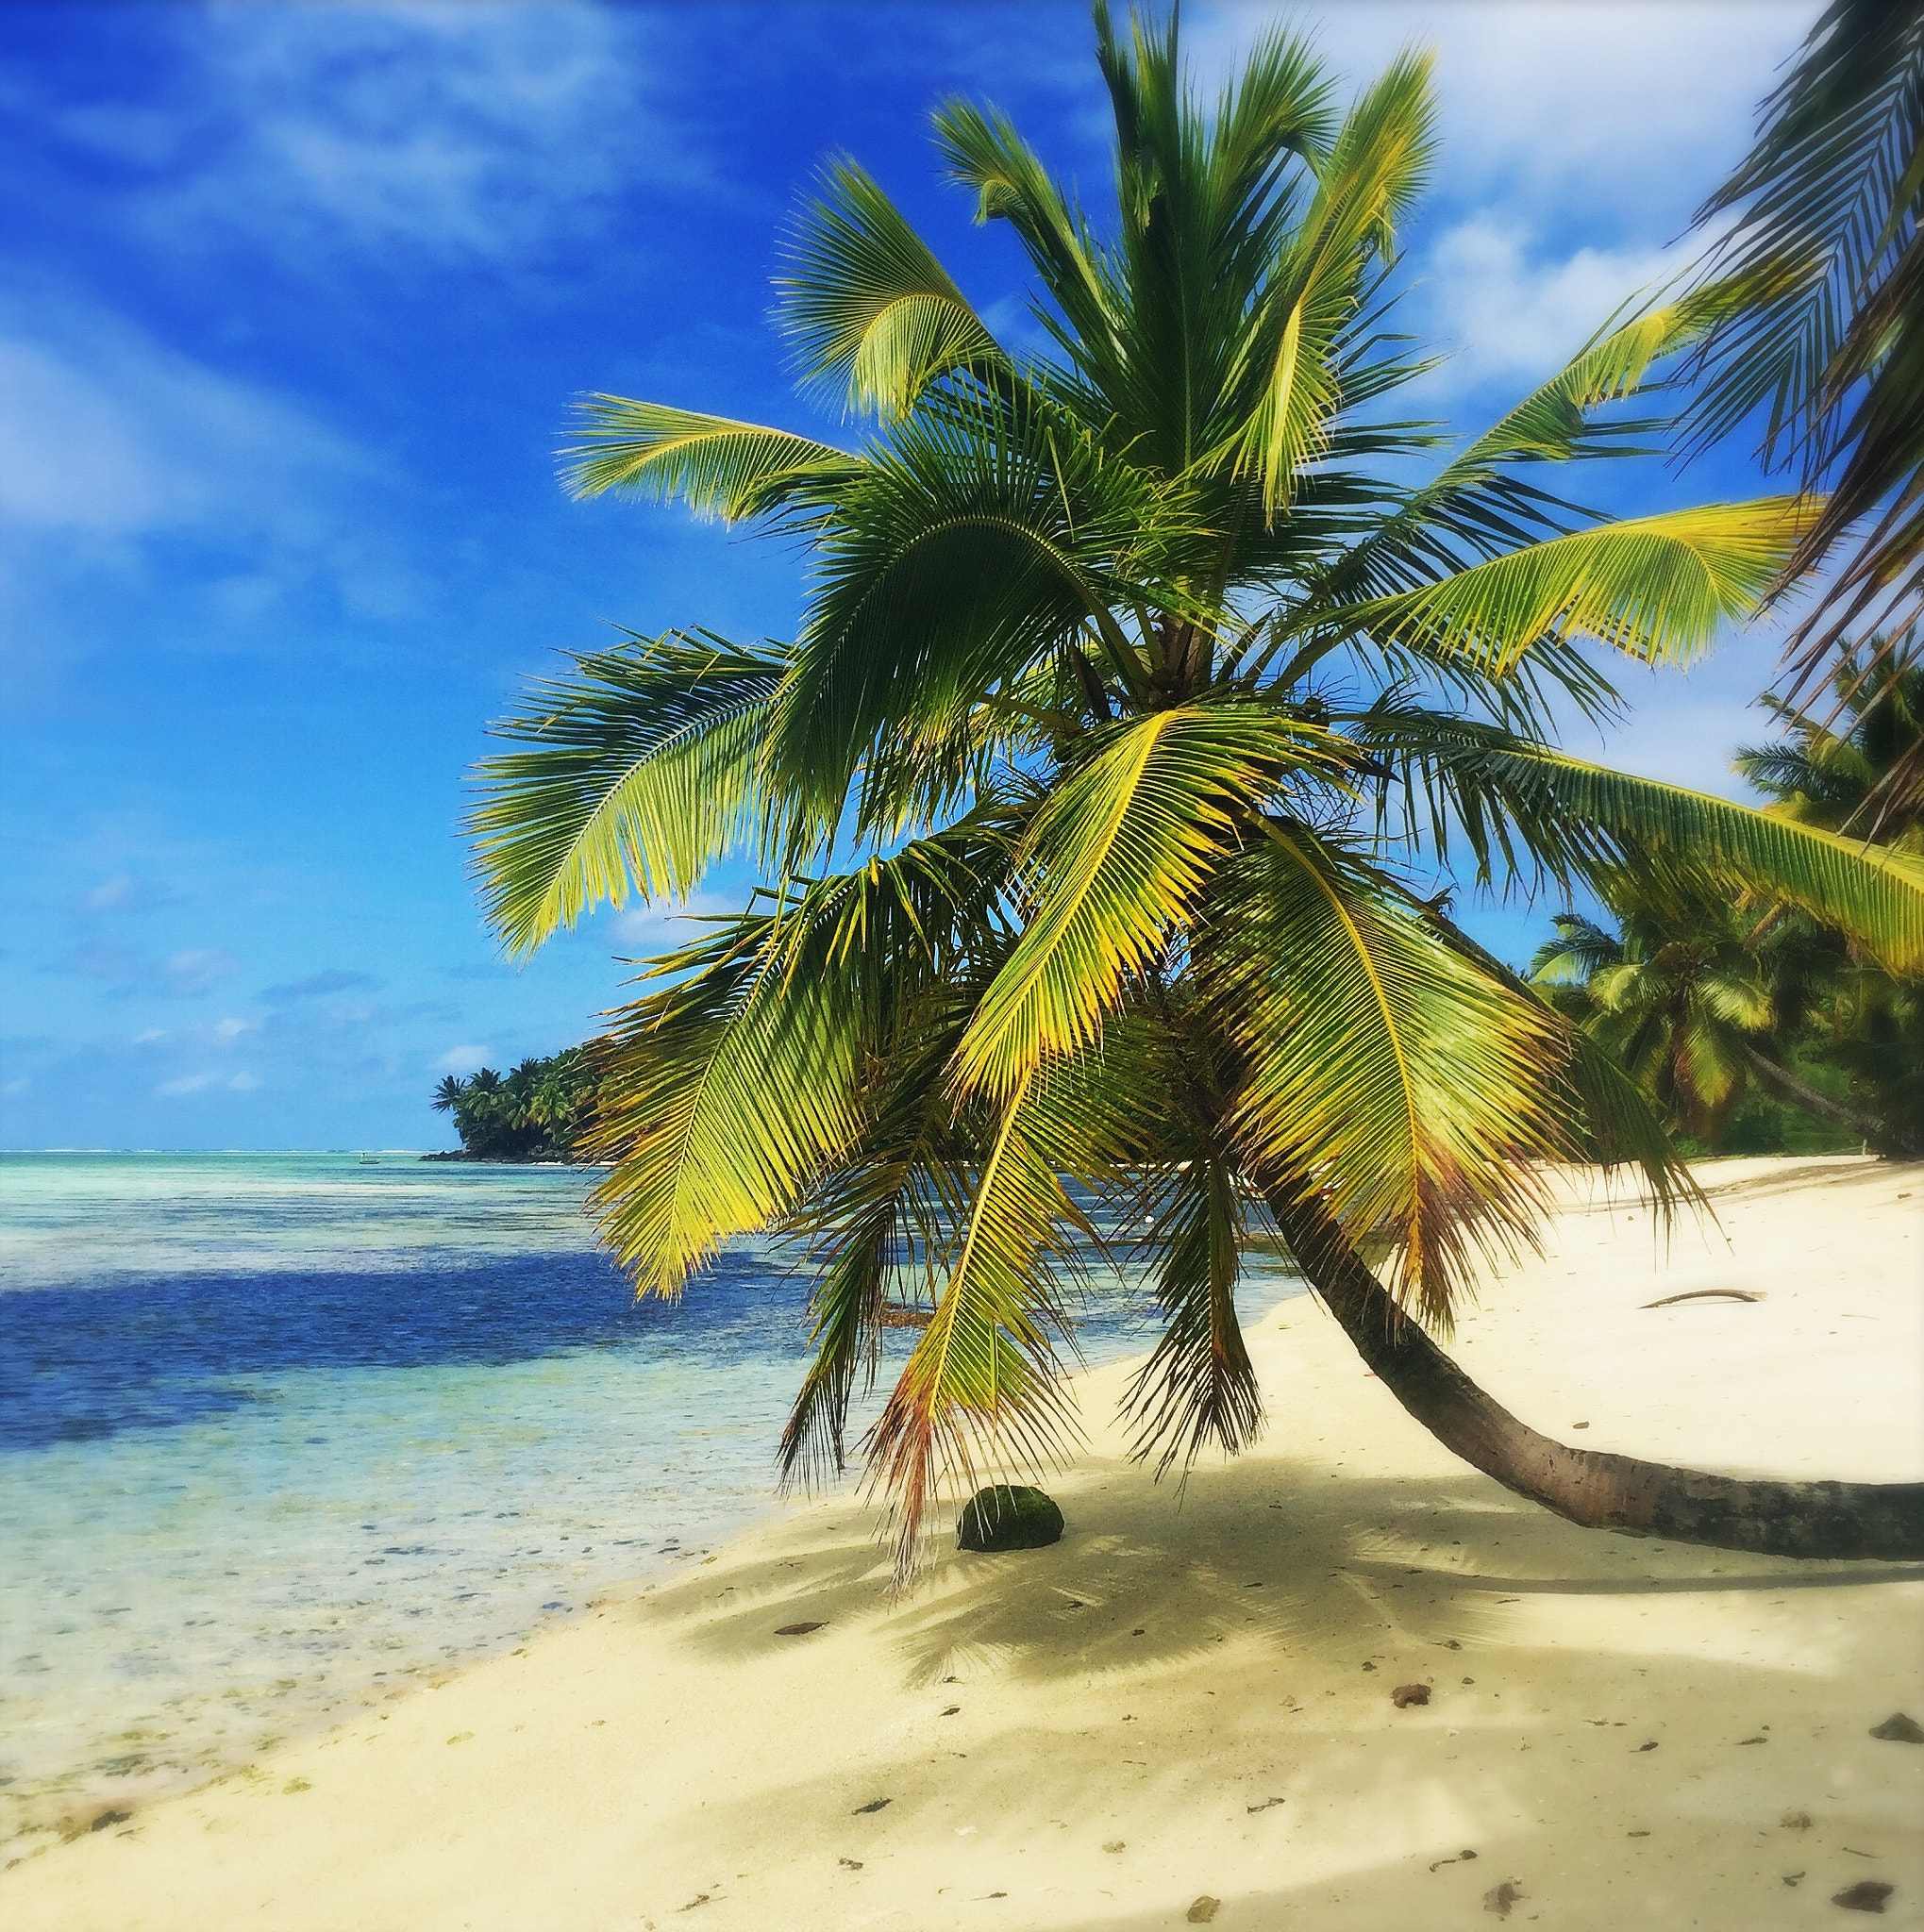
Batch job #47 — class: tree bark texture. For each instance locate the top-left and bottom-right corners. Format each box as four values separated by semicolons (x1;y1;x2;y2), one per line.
1266;1187;1924;1562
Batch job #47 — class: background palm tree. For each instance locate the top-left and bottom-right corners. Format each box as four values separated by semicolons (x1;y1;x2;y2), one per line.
1735;638;1924;1148
1531;896;1774;1143
470;5;1924;1572
1737;635;1924;847
1529;880;1905;1151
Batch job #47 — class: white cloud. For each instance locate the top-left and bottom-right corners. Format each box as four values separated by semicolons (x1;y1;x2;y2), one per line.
0;293;370;542
211;1016;258;1042
80;874;138;911
63;4;692;266
1195;3;1815;227
161;949;240;996
156;1071;219;1096
1;1076;28;1098
227;1071;259;1092
1421;218;1673;393
435;1043;493;1074
611;890;736;954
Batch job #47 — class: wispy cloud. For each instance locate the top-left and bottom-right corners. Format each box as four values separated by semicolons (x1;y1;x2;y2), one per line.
0;289;371;543
435;1043;493;1074
55;4;692;268
1420;218;1674;395
1193;3;1812;228
259;968;382;1004
61;941;240;998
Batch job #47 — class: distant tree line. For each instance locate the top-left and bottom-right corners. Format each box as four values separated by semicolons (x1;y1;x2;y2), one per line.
429;1047;602;1160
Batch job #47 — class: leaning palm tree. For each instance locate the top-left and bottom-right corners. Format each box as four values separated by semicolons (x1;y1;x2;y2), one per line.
471;8;1924;1573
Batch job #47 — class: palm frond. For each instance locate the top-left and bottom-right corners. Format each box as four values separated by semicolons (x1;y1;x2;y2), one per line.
769;391;1186;829
862;1068;1082;1583
1342;499;1814;676
1683;0;1924;666
468;632;782;955
952;704;1349;1101
559;397;860;520
584;916;867;1299
1211;832;1564;1326
1123;1151;1263;1477
1391;721;1924;974
1529;912;1623;987
779;158;1013;420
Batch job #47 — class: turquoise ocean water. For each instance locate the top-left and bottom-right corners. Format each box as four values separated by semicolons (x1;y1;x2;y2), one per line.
0;1151;1302;1854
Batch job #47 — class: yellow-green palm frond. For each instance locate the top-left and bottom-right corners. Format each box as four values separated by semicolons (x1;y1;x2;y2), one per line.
862;1068;1082;1583
932;97;1114;356
588;815;1017;1300
952;703;1351;1103
468;632;782;956
1212;832;1565;1327
1123;1149;1262;1478
778;158;1012;421
777;1004;979;1491
1427;735;1924;976
559;397;861;520
1455;277;1754;472
584;918;868;1300
1347;498;1815;676
770;392;1189;827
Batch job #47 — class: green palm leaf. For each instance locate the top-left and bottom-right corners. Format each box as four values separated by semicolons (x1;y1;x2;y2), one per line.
1420;732;1924;974
1213;832;1564;1325
779;158;1012;420
952;704;1348;1100
469;632;781;955
560;397;861;520
1123;1149;1262;1477
1346;499;1814;675
585;915;868;1299
862;1068;1082;1582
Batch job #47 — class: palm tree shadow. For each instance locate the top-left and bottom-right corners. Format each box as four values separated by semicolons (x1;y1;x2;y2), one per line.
621;1450;1923;1688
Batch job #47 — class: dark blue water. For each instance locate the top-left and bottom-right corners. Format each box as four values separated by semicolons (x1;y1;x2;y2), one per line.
0;1247;813;1450
0;1151;1302;1854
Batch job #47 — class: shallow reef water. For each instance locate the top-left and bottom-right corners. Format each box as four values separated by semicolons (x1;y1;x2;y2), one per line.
0;1151;1301;1853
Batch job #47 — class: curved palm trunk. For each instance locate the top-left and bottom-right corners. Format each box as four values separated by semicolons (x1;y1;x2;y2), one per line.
1266;1188;1924;1561
1734;1039;1920;1158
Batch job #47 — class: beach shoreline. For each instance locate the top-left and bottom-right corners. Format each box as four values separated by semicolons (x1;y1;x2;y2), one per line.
5;1156;1920;1930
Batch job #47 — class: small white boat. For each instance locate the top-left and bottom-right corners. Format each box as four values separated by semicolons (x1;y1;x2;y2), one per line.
357;1152;381;1165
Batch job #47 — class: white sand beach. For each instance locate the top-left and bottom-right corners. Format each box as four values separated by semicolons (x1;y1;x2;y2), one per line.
5;1155;1920;1931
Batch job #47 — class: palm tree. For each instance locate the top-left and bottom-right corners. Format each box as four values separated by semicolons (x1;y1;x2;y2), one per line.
432;1074;467;1114
1531;899;1772;1143
1737;636;1924;849
1736;638;1924;1148
470;7;1924;1572
1685;0;1924;692
1529;886;1899;1150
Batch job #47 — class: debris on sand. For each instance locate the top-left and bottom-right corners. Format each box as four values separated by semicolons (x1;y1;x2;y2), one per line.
1391;1683;1430;1708
1832;1880;1894;1913
1868;1713;1923;1744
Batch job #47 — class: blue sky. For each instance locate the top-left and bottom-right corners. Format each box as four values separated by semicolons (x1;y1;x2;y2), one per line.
0;0;1817;1151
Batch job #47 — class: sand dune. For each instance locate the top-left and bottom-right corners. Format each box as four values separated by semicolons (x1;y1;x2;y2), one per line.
5;1157;1920;1930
